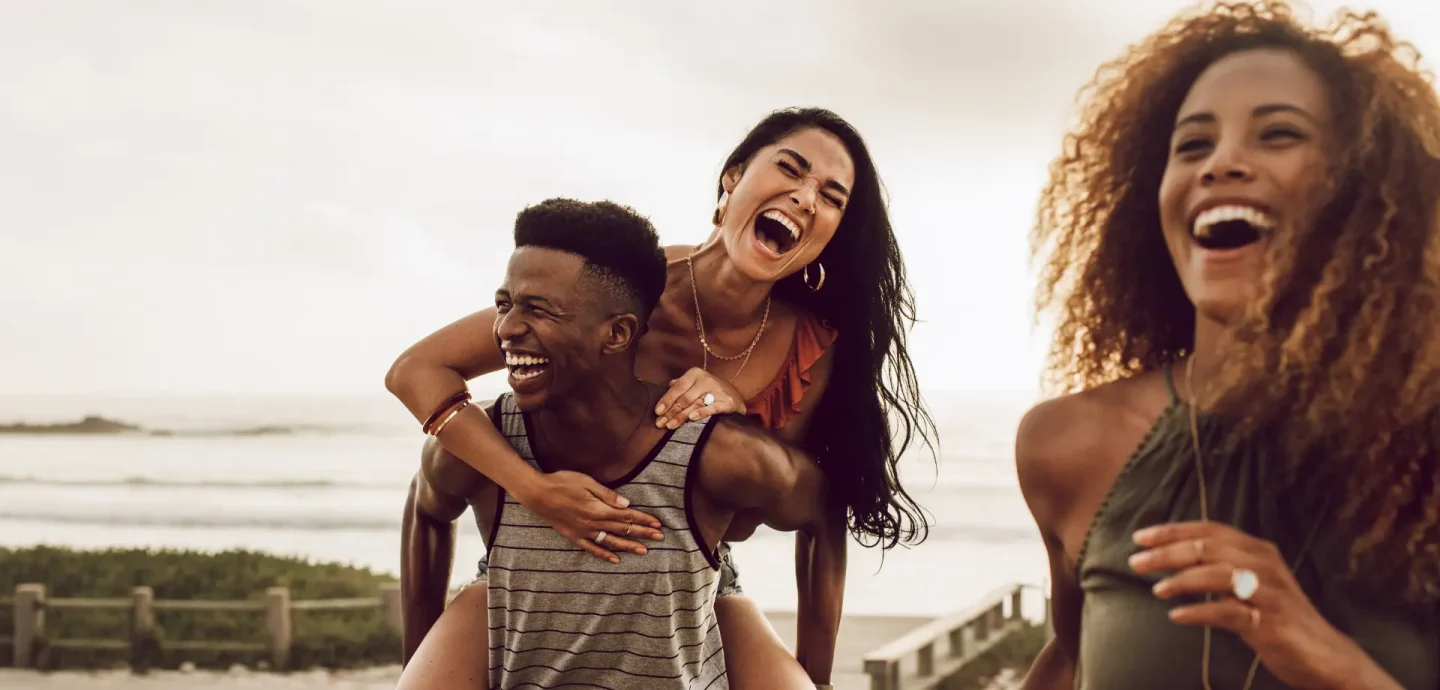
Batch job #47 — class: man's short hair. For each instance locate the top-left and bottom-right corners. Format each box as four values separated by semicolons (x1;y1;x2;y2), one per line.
513;198;668;320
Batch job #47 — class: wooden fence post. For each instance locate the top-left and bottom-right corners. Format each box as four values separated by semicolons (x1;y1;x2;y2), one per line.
130;586;154;672
379;583;403;638
265;587;292;671
14;584;45;669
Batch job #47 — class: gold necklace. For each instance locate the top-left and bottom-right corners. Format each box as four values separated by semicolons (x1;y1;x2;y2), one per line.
1185;356;1329;690
685;251;770;381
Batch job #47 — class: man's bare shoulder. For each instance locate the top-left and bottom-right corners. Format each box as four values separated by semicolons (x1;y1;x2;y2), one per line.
696;415;792;507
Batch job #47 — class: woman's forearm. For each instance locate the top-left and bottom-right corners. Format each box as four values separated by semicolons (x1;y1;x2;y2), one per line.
794;510;846;684
386;359;544;501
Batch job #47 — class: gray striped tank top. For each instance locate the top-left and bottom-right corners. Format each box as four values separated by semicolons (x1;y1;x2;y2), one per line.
485;392;729;690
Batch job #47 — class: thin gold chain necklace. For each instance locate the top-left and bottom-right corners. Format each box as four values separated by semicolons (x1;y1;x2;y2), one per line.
685;251;770;381
1185;356;1329;690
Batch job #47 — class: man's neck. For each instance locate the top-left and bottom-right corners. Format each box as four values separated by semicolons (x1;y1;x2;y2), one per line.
530;372;655;471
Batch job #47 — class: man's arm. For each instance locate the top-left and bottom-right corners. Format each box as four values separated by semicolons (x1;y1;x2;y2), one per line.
701;416;841;684
401;435;487;664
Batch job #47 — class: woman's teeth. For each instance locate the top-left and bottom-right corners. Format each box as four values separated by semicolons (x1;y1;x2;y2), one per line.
762;210;801;241
1192;204;1276;239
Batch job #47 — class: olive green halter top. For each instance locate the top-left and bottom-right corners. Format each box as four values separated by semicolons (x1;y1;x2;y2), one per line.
1073;363;1439;689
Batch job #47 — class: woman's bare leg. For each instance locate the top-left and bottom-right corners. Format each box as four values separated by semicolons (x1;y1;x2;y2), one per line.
395;585;489;690
715;594;813;690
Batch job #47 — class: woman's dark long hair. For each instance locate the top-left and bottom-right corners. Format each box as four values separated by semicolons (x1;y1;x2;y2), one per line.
718;107;938;549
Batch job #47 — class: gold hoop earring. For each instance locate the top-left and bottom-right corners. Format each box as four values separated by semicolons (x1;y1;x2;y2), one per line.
803;262;826;292
712;191;729;227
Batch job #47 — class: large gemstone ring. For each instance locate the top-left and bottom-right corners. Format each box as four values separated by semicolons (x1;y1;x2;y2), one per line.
702;393;716;406
1231;568;1259;601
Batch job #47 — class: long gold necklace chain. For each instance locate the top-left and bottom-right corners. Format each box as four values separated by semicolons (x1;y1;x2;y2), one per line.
685;252;769;381
1185;356;1331;690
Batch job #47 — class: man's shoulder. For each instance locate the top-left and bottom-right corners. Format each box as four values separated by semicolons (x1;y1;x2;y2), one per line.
700;414;776;460
695;415;790;505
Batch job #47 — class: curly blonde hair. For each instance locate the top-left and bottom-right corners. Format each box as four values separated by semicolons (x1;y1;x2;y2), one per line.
1034;0;1440;600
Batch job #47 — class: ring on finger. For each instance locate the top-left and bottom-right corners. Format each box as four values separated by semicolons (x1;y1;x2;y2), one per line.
624;523;633;537
702;393;716;406
1248;606;1262;630
1193;538;1204;563
594;530;608;546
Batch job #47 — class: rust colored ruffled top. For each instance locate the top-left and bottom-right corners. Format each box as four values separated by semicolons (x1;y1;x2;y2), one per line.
743;312;837;431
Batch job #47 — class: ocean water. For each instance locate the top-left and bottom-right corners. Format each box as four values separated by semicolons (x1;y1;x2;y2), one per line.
0;391;1047;618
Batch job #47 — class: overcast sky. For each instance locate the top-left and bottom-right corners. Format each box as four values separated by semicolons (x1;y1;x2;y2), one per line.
4;0;1439;396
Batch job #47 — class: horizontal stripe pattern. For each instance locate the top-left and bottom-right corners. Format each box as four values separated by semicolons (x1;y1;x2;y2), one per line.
487;392;727;690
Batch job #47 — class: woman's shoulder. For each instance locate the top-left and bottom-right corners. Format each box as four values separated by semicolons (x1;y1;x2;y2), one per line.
1016;372;1171;512
770;298;834;338
663;244;698;263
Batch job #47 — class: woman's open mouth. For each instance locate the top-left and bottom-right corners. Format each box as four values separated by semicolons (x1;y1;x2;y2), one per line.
504;352;550;381
1191;204;1275;251
752;210;801;257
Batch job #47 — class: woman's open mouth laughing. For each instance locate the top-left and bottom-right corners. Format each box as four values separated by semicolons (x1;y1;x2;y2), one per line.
1189;203;1274;258
751;209;802;258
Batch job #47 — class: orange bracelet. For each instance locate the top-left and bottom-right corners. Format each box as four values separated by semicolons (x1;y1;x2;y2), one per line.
421;390;471;434
429;400;469;437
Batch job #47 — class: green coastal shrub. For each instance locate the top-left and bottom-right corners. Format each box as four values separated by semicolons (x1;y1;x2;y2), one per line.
0;546;399;671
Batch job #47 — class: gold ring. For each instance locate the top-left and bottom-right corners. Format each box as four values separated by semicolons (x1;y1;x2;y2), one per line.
1249;606;1261;629
1193;539;1205;563
625;524;633;537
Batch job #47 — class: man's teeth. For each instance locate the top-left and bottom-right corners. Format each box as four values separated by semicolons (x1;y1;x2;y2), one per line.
504;353;550;367
512;369;543;380
1192;205;1276;236
762;210;801;240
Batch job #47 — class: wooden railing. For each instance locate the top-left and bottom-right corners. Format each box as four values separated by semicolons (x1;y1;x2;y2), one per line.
6;582;402;671
862;583;1049;690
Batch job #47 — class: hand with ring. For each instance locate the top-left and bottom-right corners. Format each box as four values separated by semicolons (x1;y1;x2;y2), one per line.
519;470;666;564
1128;521;1399;689
653;367;747;429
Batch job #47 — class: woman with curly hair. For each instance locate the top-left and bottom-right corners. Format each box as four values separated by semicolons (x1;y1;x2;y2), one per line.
390;107;936;689
1018;2;1440;688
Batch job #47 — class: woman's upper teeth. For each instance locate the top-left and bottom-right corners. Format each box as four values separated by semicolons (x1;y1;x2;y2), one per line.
505;353;549;366
1193;204;1276;234
762;210;801;239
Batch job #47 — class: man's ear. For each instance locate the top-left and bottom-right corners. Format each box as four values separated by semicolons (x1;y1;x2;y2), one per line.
601;313;642;355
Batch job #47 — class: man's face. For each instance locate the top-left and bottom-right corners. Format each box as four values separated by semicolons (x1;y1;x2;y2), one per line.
492;247;620;411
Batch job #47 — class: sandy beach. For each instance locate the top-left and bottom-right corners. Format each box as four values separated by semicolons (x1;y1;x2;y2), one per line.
0;612;1024;690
